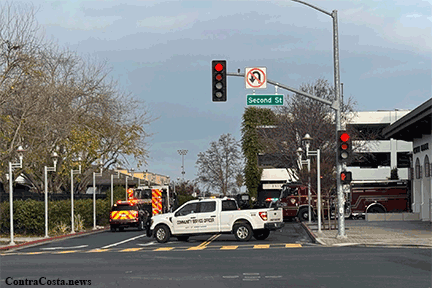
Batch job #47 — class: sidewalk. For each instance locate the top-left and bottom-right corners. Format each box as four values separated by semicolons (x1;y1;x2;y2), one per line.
302;219;432;248
0;226;109;251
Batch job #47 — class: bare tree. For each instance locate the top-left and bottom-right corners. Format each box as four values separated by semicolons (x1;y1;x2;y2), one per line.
196;134;244;196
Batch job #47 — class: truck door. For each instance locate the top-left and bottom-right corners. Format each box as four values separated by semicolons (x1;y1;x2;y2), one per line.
172;202;199;234
197;201;219;233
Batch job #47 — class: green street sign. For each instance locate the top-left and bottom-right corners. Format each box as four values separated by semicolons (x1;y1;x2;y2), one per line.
247;95;283;106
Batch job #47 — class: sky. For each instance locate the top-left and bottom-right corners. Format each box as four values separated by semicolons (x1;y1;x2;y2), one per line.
17;0;431;186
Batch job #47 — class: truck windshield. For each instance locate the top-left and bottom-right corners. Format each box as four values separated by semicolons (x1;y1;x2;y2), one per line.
112;205;137;211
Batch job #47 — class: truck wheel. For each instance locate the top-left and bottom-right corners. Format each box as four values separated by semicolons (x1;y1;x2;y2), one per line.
367;206;385;213
154;225;170;243
253;229;270;240
110;225;116;232
119;227;125;232
176;236;189;241
233;223;253;242
138;219;145;231
298;207;314;222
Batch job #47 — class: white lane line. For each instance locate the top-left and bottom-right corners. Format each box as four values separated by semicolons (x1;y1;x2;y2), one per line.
101;235;147;249
137;241;156;247
222;276;239;279
265;276;282;279
40;245;88;250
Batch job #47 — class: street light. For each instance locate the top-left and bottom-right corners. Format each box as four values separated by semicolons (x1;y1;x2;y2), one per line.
177;149;188;181
44;151;58;238
8;145;25;245
296;147;311;224
302;134;322;234
111;167;120;208
93;160;103;230
70;156;81;234
291;0;345;238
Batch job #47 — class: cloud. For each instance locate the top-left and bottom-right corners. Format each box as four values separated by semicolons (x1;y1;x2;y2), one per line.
136;14;198;31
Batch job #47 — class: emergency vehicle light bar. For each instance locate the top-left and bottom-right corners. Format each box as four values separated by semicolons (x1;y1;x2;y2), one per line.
265;198;279;202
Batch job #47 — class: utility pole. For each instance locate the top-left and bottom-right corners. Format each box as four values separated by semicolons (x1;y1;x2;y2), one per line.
177;150;188;181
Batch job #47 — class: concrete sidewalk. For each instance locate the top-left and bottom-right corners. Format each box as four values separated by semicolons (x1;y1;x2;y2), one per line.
302;219;432;248
0;226;109;251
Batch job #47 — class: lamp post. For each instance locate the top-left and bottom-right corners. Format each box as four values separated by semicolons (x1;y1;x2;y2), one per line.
177;149;188;181
70;157;81;234
44;151;58;238
302;134;322;234
291;0;344;237
297;148;311;224
8;146;25;245
111;168;120;208
125;175;129;201
93;161;103;230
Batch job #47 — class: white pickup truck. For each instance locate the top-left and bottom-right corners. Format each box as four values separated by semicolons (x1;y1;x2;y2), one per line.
149;197;284;243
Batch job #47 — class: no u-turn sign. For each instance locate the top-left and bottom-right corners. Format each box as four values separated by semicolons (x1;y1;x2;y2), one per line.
245;67;267;89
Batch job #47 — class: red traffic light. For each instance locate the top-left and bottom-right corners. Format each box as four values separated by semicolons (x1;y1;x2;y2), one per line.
215;74;222;81
340;132;350;142
214;63;224;72
341;143;348;150
340;171;352;184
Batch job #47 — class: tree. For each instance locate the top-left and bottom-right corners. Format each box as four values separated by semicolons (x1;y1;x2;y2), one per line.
0;2;154;195
196;134;243;196
241;107;277;198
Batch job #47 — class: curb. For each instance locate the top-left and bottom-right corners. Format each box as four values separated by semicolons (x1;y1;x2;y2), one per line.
0;226;110;252
298;219;320;245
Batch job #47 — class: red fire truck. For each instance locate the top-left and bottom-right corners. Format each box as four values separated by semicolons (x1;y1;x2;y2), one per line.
349;180;410;219
257;182;351;221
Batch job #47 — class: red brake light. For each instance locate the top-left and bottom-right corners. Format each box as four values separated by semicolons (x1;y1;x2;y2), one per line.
259;211;268;221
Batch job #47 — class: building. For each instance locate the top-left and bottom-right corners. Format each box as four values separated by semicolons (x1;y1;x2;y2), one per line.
346;110;413;181
383;99;431;221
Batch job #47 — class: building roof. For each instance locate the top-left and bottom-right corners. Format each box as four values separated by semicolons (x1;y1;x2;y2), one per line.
382;99;432;141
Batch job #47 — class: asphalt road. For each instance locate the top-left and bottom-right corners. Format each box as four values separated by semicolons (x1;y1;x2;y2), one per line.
1;222;431;288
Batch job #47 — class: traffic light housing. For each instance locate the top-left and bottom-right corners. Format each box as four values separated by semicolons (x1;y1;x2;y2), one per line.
340;171;352;184
212;60;227;102
337;130;352;163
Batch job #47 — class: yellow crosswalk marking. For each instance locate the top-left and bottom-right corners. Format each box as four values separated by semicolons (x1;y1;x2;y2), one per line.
285;244;302;248
187;246;206;250
154;247;174;251
253;245;270;249
55;250;77;254
221;246;238;250
25;252;45;255
120;248;143;252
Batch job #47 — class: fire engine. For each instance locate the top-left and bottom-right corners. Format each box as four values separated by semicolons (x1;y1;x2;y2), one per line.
349;180;409;219
109;185;178;233
256;182;351;221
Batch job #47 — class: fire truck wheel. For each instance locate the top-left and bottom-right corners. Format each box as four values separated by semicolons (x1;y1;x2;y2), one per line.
110;225;116;232
253;229;270;240
298;207;314;222
154;225;171;243
233;223;253;242
176;236;189;241
119;227;125;232
367;206;385;213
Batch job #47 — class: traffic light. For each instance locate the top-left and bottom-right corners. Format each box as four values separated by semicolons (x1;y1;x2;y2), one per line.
212;60;227;102
337;130;352;163
340;171;352;184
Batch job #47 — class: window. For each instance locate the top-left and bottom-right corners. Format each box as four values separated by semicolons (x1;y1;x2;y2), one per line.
199;201;216;213
112;204;137;211
222;200;238;211
176;203;198;216
397;152;411;168
425;155;430;178
348;152;391;168
415;158;421;179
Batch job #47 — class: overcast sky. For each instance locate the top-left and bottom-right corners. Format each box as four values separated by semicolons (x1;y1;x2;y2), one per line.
20;0;431;185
